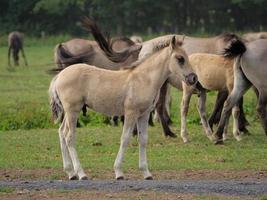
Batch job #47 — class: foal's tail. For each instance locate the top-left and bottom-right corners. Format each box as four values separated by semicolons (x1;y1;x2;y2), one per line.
223;37;247;58
49;75;64;123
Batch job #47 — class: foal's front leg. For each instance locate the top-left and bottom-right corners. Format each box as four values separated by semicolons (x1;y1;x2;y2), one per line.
180;85;193;143
114;113;137;180
197;90;213;141
137;112;152;180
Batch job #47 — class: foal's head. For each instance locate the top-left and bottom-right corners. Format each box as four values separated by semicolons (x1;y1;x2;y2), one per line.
168;36;197;86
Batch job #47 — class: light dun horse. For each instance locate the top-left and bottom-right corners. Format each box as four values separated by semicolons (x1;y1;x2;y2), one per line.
8;31;28;66
214;39;267;144
49;37;197;180
91;28;250;138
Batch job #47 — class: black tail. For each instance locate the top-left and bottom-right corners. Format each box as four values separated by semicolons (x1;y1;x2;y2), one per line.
82;17;142;63
223;38;247;58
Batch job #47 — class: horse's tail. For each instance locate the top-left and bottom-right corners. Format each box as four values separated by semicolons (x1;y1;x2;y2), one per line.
82;17;142;63
49;75;64;123
50;43;92;74
54;43;91;69
222;37;247;58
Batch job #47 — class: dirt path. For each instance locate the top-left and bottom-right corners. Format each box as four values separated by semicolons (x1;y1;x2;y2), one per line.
1;179;267;197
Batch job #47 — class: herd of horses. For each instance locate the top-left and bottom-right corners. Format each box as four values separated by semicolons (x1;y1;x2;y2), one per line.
8;19;267;180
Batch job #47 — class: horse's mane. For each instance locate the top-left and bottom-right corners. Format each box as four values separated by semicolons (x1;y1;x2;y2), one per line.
82;17;142;63
145;35;184;56
111;37;135;46
217;32;239;42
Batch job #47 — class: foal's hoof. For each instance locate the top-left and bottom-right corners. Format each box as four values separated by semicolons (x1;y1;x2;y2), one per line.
69;175;79;180
80;176;88;180
116;176;124;180
145;176;153;180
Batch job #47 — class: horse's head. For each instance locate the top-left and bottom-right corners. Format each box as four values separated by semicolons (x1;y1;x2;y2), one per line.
168;36;197;86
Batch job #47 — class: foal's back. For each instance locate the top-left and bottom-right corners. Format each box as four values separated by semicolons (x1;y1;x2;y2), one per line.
189;53;234;91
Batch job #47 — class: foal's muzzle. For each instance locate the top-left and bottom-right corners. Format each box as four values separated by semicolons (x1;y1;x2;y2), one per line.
185;73;198;85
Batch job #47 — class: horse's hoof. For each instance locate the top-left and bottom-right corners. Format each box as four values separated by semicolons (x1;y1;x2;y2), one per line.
165;132;177;138
214;139;224;145
69;175;79;180
182;138;190;143
145;176;153;180
80;176;88;180
235;135;242;142
116;176;124;180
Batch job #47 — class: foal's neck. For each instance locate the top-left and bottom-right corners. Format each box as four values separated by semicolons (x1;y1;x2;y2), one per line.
134;47;170;89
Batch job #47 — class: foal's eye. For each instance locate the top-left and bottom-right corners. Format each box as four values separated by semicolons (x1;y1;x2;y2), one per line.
176;56;185;65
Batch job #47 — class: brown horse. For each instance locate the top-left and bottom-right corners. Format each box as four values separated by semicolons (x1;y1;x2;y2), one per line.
49;36;197;180
8;31;28;66
214;39;267;144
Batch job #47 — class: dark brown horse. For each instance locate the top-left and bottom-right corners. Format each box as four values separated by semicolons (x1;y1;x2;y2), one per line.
8;31;28;66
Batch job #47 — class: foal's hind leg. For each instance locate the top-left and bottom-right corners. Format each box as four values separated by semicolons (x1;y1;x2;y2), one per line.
137;112;152;180
114;112;137;179
256;93;267;136
59;117;76;180
197;90;213;141
65;111;87;180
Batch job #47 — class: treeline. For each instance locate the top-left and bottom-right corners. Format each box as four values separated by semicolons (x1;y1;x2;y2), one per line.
0;0;267;36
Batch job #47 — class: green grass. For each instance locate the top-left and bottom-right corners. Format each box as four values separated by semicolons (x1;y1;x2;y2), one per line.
0;40;266;172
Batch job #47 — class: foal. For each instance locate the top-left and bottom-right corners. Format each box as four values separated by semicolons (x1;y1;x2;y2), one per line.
8;31;28;66
49;37;197;180
180;54;242;143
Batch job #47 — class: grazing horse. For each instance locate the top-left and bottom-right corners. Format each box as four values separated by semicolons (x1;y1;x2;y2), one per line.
130;35;143;43
214;39;267;144
111;37;136;51
8;31;28;66
90;26;250;138
49;36;197;180
242;32;267;42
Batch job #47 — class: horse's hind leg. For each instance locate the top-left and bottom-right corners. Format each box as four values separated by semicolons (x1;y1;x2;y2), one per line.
21;48;28;66
232;105;242;141
114;112;137;179
65;111;87;180
208;90;228;129
137;112;152;180
59;117;77;180
197;90;213;141
156;81;176;138
8;47;12;67
214;66;251;144
256;93;267;136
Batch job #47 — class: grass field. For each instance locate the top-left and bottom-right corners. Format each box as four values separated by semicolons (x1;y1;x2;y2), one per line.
0;40;267;179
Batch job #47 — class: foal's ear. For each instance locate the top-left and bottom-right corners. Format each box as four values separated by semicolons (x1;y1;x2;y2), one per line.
170;36;176;50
